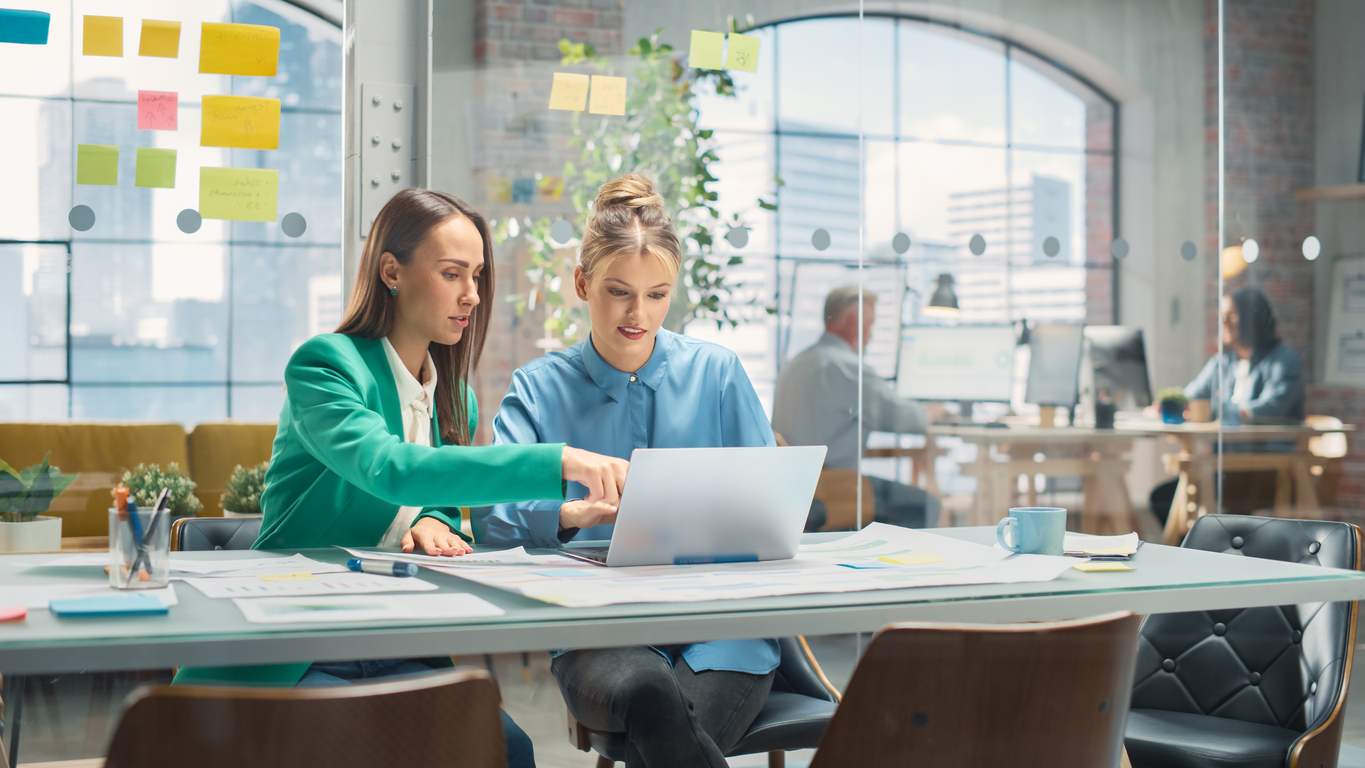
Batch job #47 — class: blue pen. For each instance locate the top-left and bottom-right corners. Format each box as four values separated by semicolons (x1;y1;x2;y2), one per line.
127;498;143;543
347;558;419;578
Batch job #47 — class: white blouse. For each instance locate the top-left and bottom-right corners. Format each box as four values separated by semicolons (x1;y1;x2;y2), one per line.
377;337;438;547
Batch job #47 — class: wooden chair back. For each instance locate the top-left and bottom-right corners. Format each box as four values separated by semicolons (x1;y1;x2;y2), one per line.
809;612;1141;768
104;669;503;768
812;468;875;531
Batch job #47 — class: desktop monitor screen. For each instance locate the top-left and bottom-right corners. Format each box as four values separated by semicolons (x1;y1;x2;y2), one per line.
896;326;1016;402
1025;323;1085;407
1083;326;1153;410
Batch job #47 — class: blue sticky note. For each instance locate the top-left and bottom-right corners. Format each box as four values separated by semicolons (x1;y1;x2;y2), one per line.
0;9;51;45
50;593;168;617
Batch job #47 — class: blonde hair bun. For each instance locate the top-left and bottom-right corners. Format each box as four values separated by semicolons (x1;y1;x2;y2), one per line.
579;173;682;283
593;173;665;212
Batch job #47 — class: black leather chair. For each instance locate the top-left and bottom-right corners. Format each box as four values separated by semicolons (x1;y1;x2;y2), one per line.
571;636;840;768
1125;515;1361;768
171;516;263;552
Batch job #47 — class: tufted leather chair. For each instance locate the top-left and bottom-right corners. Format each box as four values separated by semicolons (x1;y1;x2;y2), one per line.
1125;515;1361;768
171;516;263;552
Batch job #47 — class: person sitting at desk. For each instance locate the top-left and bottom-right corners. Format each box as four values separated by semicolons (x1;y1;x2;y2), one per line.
484;174;778;768
772;285;941;530
172;188;630;768
1150;286;1305;524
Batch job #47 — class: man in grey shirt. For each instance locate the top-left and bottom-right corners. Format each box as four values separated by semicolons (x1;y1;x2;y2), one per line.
773;286;941;530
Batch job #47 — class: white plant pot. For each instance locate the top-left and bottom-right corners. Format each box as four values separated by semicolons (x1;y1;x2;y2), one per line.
0;515;63;553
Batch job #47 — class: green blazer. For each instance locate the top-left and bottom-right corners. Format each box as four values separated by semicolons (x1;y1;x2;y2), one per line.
174;333;565;688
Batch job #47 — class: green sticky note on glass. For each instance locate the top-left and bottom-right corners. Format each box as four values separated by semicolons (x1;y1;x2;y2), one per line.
725;32;760;73
0;9;51;45
135;147;176;188
76;144;119;186
200;167;278;222
689;30;725;70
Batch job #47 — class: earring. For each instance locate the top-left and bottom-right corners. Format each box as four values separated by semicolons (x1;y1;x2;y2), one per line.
390;285;398;296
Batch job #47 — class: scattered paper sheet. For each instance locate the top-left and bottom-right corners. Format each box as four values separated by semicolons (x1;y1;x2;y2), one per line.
138;90;178;130
0;583;177;610
724;32;760;72
138;19;180;58
0;9;50;45
83;15;122;57
588;75;627;115
1064;532;1140;557
199;22;279;77
548;72;589;111
233;593;504;624
342;546;580;568
200;95;280;150
134;147;176;188
200;167;278;222
76;144;118;185
689;30;725;69
34;552;347;579
187;572;439;599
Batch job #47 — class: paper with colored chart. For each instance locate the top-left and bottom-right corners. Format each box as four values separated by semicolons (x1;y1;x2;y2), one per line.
588;75;626;116
689;30;725;69
233;593;504;624
0;583;177;610
200;95;280;150
548;72;589;111
0;9;51;45
138;90;177;130
134;148;176;188
138;19;180;58
186;572;439;599
199;22;279;77
199;167;278;222
76;144;118;185
724;32;760;72
82;15;122;56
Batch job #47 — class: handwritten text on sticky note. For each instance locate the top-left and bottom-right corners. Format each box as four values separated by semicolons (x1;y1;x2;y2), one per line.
76;144;118;185
725;32;760;73
588;75;627;116
689;30;725;70
201;95;280;150
200;167;278;222
134;148;176;189
0;9;51;45
138;91;178;131
83;15;122;57
548;72;589;111
199;22;279;77
138;19;180;58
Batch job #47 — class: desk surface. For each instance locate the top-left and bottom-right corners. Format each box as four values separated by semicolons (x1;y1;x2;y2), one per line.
0;527;1361;675
928;421;1350;442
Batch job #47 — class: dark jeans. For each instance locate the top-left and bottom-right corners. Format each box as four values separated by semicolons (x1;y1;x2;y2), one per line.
552;647;774;768
806;476;942;531
1149;470;1280;526
299;658;535;768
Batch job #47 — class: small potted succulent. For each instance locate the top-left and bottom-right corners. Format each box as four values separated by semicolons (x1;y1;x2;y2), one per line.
117;463;203;517
1158;387;1189;425
0;454;80;552
221;462;267;517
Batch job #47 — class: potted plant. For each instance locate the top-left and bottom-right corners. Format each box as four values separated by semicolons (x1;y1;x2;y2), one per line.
1158;387;1189;425
0;454;79;552
117;463;203;518
221;462;267;517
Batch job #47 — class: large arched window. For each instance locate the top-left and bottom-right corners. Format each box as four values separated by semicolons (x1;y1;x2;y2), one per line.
688;15;1117;408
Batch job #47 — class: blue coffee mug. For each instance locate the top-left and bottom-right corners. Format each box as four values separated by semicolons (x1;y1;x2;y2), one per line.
996;507;1066;556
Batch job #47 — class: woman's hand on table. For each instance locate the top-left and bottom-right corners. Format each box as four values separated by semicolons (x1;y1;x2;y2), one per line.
559;499;618;531
402;516;473;556
561;447;629;507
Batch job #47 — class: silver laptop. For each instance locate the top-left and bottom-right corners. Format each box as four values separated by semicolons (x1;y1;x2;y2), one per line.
561;446;827;567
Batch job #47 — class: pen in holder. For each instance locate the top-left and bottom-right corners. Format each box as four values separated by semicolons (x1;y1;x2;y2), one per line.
109;491;170;589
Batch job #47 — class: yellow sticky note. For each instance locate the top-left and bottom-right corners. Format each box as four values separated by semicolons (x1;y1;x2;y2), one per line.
83;15;122;57
588;75;627;116
548;72;589;111
879;555;946;566
1085;546;1137;556
134;147;176;188
725;32;760;73
200;167;279;222
138;19;181;58
199;22;280;77
1073;561;1135;572
257;571;317;582
76;144;119;185
488;177;511;203
689;30;725;69
201;95;281;150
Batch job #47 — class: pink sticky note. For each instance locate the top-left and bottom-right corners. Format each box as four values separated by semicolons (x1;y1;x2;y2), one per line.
138;90;178;131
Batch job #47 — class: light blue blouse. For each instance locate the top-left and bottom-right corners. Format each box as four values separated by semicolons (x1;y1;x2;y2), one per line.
486;329;780;675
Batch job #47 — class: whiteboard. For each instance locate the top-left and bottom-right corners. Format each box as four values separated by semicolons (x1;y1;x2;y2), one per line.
1323;254;1365;386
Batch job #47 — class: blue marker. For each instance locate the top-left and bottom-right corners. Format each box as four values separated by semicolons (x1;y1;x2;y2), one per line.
347;558;419;578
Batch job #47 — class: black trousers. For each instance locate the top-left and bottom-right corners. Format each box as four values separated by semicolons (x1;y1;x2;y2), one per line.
1150;470;1281;526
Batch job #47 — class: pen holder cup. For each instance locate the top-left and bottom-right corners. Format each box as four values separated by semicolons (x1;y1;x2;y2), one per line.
108;509;170;589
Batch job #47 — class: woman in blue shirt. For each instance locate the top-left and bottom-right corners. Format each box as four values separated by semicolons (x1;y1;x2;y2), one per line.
486;174;777;768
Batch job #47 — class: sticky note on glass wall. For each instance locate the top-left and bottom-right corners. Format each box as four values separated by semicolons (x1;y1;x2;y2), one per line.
201;95;281;150
200;167;278;222
83;15;123;57
134;148;176;188
76;144;119;185
138;91;178;131
138;19;180;58
199;22;280;77
689;30;725;70
548;72;589;111
488;177;511;203
588;75;626;116
0;9;51;45
725;32;760;73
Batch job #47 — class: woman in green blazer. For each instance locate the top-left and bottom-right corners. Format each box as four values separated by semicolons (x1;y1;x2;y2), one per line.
174;188;628;768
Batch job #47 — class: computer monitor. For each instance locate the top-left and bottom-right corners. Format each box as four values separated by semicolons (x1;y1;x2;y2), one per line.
895;325;1016;402
1025;323;1085;407
1081;326;1153;410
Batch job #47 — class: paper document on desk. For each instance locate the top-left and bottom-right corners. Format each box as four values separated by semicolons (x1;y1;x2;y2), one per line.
1063;532;1142;559
186;572;440;599
233;593;504;624
0;583;178;609
341;546;581;568
33;553;348;579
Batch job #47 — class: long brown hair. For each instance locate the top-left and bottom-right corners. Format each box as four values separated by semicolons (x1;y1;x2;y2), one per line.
334;188;494;446
579;173;682;282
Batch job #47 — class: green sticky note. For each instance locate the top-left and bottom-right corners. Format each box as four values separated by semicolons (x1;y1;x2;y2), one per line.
725;32;760;73
135;147;176;188
200;167;278;222
689;30;725;70
76;144;119;185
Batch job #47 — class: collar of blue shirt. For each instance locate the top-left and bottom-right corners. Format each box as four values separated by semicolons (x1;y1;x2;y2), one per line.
581;330;673;401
